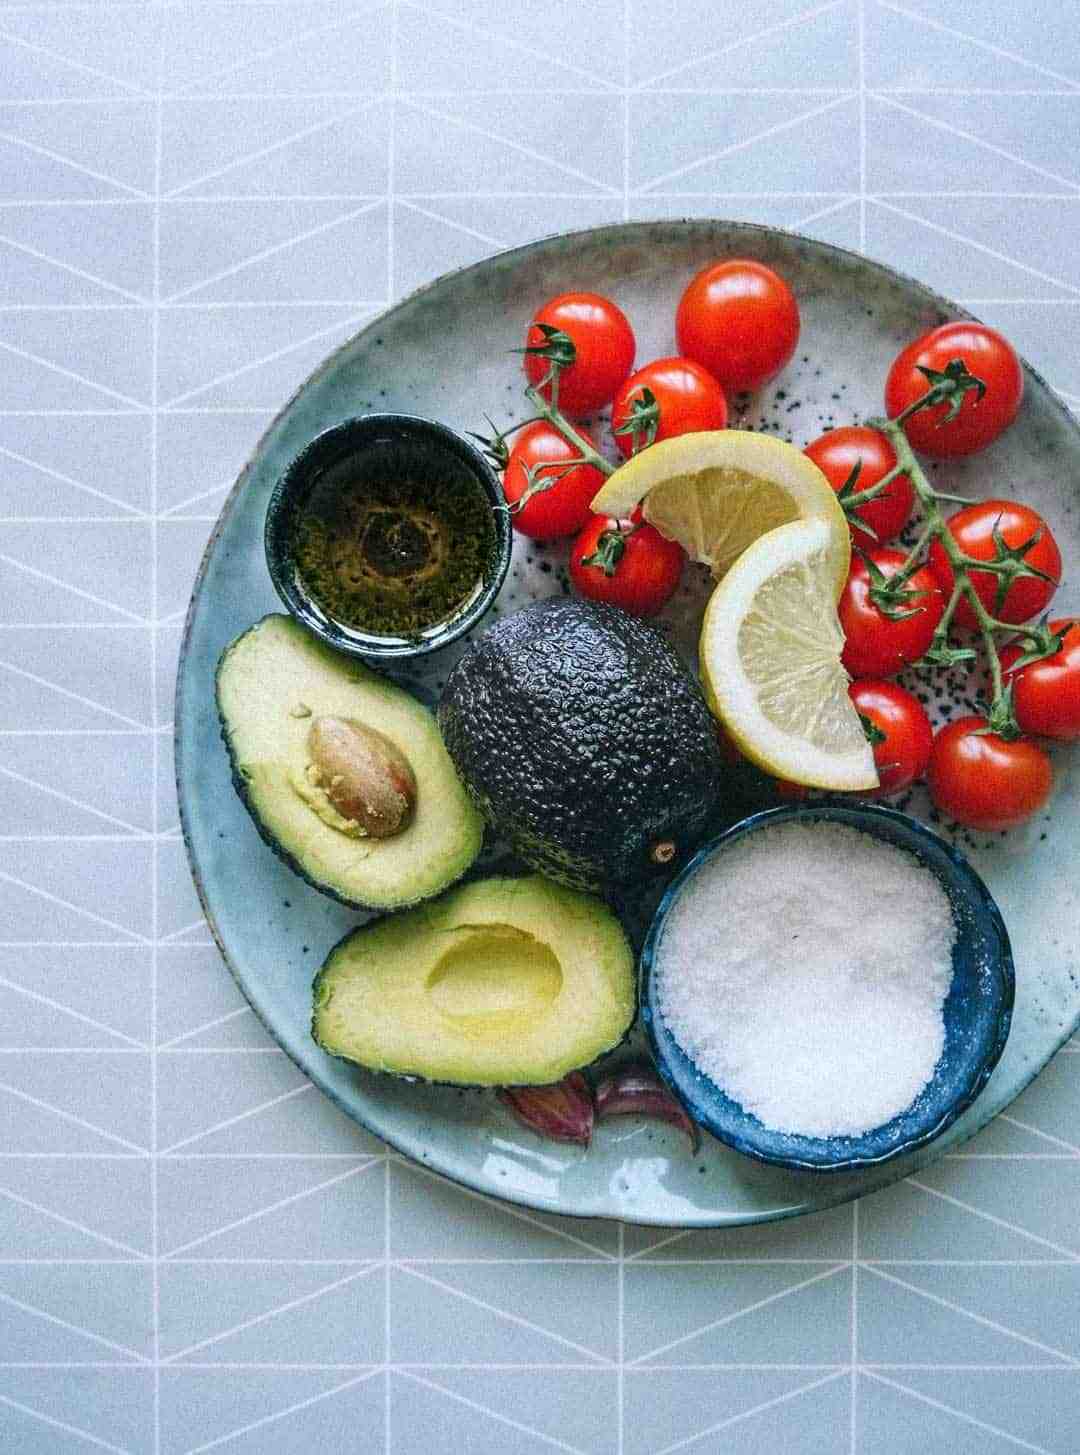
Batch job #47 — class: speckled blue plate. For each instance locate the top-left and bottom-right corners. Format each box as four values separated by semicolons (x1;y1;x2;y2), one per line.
643;803;1015;1173
176;219;1080;1226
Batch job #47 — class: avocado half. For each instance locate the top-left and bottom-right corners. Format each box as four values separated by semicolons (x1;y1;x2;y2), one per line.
216;614;484;911
312;875;636;1085
437;597;728;894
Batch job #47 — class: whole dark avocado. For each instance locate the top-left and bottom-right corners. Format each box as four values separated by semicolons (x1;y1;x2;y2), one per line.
437;597;727;893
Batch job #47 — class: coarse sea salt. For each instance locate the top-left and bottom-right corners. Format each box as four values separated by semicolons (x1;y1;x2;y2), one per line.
656;821;957;1138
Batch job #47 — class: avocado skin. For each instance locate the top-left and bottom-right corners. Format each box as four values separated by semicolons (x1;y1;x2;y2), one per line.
437;597;728;894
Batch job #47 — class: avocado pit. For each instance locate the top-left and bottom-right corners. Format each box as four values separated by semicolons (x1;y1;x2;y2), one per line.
305;715;417;838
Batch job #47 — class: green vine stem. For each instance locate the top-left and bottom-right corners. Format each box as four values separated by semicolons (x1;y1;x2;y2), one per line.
872;367;1061;737
523;379;615;480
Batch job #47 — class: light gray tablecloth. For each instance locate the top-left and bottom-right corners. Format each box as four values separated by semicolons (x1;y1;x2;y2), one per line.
2;1;1079;1450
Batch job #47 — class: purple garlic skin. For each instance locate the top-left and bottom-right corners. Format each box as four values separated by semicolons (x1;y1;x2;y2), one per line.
497;1073;594;1147
595;1063;701;1153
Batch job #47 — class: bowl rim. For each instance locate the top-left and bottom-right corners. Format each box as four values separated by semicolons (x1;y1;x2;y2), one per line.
263;411;513;661
641;800;1016;1173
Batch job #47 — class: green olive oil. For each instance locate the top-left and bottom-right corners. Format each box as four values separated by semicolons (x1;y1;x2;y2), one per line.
292;441;496;640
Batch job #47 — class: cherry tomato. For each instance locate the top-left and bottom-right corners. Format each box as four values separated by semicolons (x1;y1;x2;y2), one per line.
803;425;915;551
839;548;946;678
928;716;1052;830
569;509;685;617
611;356;728;457
848;679;933;796
524;292;635;417
503;422;605;541
1001;619;1080;740
675;259;799;393
885;322;1023;457
927;500;1061;629
773;777;809;801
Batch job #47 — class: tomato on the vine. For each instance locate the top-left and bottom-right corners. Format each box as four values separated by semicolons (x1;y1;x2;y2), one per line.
1001;619;1080;740
839;548;945;678
848;679;933;796
803;425;915;551
928;716;1052;830
503;421;605;540
611;356;727;457
927;499;1060;629
523;292;635;417
569;509;685;617
885;322;1023;457
675;259;799;394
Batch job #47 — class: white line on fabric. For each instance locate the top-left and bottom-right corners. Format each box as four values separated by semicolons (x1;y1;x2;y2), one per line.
907;1178;1080;1260
629;1266;847;1366
0;553;149;626
629;0;846;92
878;0;1080;93
394;1367;589;1455
0;974;149;1049
0;1392;133;1455
0;867;151;944
862;1266;1080;1365
161;1162;380;1259
861;1370;1055;1454
653;1371;848;1455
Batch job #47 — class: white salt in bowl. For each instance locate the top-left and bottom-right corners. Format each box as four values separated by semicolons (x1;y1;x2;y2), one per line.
641;802;1014;1172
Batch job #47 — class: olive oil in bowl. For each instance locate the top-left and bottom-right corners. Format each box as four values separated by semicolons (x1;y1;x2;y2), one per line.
265;415;511;661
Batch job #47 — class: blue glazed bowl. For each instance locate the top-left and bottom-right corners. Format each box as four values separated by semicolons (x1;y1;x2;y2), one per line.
264;413;512;662
641;801;1015;1173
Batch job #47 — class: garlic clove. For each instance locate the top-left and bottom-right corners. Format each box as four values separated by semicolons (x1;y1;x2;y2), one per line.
595;1063;701;1153
497;1073;594;1147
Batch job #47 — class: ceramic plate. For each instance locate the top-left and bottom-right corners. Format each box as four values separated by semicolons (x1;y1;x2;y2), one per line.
176;220;1080;1226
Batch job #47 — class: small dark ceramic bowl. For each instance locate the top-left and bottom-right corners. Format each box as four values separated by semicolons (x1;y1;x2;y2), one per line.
642;801;1014;1173
264;413;512;661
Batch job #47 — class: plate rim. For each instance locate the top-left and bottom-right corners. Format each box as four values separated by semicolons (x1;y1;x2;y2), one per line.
174;216;1080;1227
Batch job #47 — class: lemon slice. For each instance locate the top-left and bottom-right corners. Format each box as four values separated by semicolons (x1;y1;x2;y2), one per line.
700;518;878;790
590;430;850;597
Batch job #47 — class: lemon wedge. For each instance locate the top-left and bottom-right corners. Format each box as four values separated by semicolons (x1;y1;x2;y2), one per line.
590;430;850;597
700;518;878;790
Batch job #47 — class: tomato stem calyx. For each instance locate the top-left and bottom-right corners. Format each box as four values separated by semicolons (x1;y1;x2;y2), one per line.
516;323;577;372
858;547;933;622
858;712;888;748
468;413;545;471
612;386;660;455
903;357;986;426
581;521;636;577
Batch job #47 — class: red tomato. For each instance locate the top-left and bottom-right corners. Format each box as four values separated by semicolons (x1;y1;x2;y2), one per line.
848;679;933;796
839;549;946;678
803;425;915;551
928;716;1052;830
611;356;728;457
773;777;810;801
524;292;635;416
1001;619;1080;740
885;322;1023;457
569;509;685;617
675;259;799;393
927;500;1061;629
503;422;605;541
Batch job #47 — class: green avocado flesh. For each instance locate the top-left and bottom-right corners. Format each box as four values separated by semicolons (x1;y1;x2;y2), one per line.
312;875;636;1085
216;614;483;911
